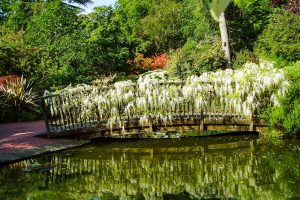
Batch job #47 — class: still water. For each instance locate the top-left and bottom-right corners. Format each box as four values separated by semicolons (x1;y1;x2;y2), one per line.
0;135;299;200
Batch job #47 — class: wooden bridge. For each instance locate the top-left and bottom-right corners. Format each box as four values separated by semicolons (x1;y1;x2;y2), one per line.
42;81;268;137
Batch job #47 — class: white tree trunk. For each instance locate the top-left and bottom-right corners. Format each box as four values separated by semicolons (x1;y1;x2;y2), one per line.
219;12;231;65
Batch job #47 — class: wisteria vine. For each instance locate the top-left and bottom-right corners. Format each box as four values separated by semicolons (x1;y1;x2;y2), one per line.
44;62;289;129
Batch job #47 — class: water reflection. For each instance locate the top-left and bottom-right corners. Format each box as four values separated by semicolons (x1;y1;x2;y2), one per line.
0;136;299;200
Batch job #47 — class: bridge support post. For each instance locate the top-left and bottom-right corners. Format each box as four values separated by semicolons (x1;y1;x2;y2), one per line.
149;119;153;133
249;115;256;132
41;97;51;136
199;112;206;131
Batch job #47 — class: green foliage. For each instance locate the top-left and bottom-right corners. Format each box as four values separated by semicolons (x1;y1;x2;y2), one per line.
0;26;40;77
232;49;258;69
83;6;130;74
116;0;151;36
226;0;272;54
115;0;152;53
66;0;92;5
266;61;300;136
26;0;83;64
4;0;35;30
255;8;300;66
0;0;9;23
1;0;135;93
139;0;215;52
181;0;217;41
166;36;226;79
140;0;185;51
25;0;97;91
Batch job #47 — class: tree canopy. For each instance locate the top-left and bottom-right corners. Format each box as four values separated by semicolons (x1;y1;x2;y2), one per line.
0;0;299;92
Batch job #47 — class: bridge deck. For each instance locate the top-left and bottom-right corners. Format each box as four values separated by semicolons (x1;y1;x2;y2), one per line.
46;113;267;137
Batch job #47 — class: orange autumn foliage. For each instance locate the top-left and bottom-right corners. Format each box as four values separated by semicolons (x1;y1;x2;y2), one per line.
128;53;168;74
127;54;153;75
151;53;168;70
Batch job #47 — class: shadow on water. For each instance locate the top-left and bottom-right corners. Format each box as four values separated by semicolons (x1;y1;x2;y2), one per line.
0;134;299;200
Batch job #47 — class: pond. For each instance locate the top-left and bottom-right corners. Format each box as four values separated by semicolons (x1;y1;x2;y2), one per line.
0;135;299;200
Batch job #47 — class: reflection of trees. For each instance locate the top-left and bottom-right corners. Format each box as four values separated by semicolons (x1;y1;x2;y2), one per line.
1;138;299;200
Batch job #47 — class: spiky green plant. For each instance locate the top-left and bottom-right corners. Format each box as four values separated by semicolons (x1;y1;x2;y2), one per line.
0;76;38;111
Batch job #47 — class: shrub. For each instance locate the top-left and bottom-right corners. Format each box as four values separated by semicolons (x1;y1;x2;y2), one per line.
128;53;169;74
255;8;300;67
265;61;300;136
128;53;153;75
0;76;39;122
233;49;258;69
151;53;168;70
166;36;227;79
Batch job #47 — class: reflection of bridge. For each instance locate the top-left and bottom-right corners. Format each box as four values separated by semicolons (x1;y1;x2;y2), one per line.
42;82;268;137
6;137;294;200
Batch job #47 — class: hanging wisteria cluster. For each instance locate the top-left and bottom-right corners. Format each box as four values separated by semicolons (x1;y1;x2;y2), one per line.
44;62;289;130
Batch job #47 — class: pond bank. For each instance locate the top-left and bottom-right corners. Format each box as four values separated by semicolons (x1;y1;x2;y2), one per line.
0;121;88;166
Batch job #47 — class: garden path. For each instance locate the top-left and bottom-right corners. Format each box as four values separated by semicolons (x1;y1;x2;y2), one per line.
0;120;88;165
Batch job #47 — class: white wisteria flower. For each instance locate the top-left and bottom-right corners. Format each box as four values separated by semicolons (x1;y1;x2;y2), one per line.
45;62;289;130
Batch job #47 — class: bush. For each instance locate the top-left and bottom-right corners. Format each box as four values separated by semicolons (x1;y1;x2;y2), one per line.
151;53;168;70
128;53;153;75
0;76;40;122
255;8;300;67
166;36;227;79
233;49;258;69
265;61;300;136
128;53;169;74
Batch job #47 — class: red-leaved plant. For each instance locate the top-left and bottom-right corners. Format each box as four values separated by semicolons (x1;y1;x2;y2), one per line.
151;53;168;70
0;75;20;87
128;53;169;74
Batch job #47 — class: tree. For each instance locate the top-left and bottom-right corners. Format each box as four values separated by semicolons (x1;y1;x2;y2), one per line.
66;0;92;5
226;0;272;54
113;0;153;56
140;0;185;52
0;26;40;76
181;0;217;41
81;6;130;74
210;0;231;65
116;0;152;37
255;8;300;65
0;0;91;30
218;12;231;64
0;0;10;24
25;0;92;90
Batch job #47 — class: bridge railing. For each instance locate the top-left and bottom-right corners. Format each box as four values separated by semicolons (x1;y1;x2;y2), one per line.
42;81;255;136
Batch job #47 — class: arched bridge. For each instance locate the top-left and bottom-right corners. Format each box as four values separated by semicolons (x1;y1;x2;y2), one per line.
42;80;271;137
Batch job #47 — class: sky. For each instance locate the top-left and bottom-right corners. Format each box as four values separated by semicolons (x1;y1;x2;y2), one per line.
76;0;118;13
